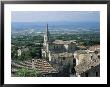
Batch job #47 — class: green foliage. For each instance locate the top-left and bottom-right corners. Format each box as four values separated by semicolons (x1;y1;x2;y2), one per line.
12;35;43;47
81;39;100;46
15;67;42;77
11;33;99;61
18;51;31;61
11;46;18;60
11;35;43;61
55;33;100;46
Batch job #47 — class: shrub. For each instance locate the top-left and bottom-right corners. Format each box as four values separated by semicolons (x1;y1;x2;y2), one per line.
16;67;42;77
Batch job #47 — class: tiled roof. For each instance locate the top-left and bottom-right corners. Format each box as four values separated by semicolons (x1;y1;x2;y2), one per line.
75;50;87;54
53;40;76;45
75;53;100;74
34;59;58;74
51;52;73;58
89;45;100;51
11;59;58;76
77;46;87;49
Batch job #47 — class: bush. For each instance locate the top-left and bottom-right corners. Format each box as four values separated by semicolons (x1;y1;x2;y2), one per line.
15;67;42;77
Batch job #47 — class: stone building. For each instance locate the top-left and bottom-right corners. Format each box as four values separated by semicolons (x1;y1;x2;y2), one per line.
17;47;29;56
17;49;22;56
42;24;77;76
74;49;100;77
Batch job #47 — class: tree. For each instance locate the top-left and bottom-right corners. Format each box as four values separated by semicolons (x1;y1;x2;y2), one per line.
30;48;37;58
16;67;42;77
17;51;31;61
11;46;18;60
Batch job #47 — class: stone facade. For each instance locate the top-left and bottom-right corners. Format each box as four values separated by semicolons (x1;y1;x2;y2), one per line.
74;49;100;77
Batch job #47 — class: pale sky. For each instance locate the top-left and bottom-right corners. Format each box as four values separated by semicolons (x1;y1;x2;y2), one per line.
11;11;100;22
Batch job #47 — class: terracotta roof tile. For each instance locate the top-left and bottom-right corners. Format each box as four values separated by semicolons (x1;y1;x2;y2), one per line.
11;59;58;75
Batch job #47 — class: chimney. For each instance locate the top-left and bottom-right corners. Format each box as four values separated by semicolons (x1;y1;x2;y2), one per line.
32;59;35;69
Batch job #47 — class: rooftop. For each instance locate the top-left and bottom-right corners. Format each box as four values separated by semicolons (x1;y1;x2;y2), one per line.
53;40;76;45
11;59;58;76
88;45;100;51
51;52;73;58
74;50;87;54
75;53;100;74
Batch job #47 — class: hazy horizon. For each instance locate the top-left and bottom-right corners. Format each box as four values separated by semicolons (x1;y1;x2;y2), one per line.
11;11;100;22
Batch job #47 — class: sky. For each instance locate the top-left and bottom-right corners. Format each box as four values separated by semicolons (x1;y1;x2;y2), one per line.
11;11;100;22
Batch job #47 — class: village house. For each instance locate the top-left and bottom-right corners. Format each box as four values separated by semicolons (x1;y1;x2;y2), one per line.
74;48;100;77
17;49;22;56
17;47;29;56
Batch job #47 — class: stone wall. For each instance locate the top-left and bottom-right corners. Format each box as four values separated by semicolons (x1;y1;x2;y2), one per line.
80;65;100;77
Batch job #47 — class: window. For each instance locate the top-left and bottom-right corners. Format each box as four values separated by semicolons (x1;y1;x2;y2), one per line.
91;55;93;60
63;57;65;60
73;58;76;67
94;50;98;54
91;66;94;68
73;58;76;63
73;55;74;58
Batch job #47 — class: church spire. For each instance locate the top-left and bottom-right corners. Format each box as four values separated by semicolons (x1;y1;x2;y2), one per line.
46;23;48;33
44;23;50;43
46;23;49;37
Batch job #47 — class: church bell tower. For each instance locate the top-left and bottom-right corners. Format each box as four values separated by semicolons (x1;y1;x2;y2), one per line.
43;24;50;58
44;24;50;43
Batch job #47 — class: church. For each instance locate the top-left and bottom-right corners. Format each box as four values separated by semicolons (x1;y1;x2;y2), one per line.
42;24;77;76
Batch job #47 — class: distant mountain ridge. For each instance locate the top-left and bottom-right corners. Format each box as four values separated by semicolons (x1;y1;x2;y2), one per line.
11;21;100;34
